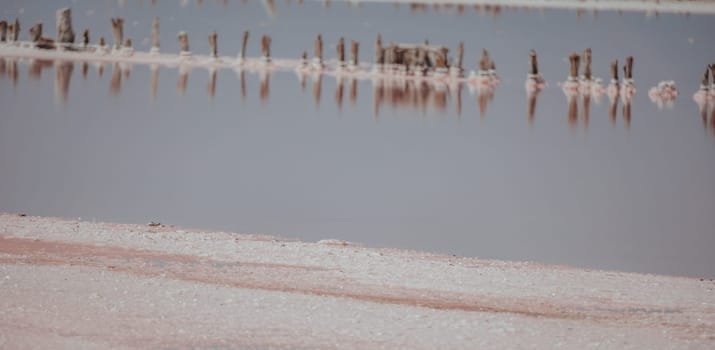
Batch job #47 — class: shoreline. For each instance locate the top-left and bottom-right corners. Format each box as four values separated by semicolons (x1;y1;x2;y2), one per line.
1;212;713;348
354;0;715;15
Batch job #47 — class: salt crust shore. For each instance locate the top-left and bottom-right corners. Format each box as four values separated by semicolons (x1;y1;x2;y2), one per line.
360;0;715;15
0;213;713;349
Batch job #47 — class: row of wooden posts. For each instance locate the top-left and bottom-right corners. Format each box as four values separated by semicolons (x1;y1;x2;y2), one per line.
6;7;694;89
0;8;500;75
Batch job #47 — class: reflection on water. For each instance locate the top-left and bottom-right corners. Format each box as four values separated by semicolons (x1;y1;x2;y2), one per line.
7;56;715;136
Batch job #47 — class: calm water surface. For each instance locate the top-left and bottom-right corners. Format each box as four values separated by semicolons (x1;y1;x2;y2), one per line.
1;1;714;278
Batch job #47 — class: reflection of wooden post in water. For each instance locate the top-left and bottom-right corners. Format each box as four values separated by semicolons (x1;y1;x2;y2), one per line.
582;93;591;130
110;63;121;95
7;59;18;85
177;65;189;95
527;90;537;125
260;71;270;103
81;62;88;80
111;18;124;50
208;31;218;59
312;73;322;107
96;62;104;78
150;17;160;54
609;90;619;127
349;77;357;105
373;78;384;118
0;21;7;42
452;82;462;117
178;31;191;56
350;40;359;67
567;93;578;129
28;59;52;79
622;99;631;129
56;7;74;43
239;31;249;62
336;37;345;67
0;58;5;79
434;86;447;112
150;64;159;102
240;69;246;100
54;61;74;104
335;76;344;111
207;68;217;99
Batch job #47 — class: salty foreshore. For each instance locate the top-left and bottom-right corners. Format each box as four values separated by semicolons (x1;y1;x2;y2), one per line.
0;212;713;349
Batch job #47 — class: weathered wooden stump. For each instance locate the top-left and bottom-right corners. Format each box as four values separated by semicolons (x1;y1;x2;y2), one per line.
29;22;42;42
150;17;160;53
239;30;249;62
350;40;359;67
208;31;218;58
582;48;592;81
568;52;580;81
177;31;191;56
336;37;345;67
313;34;323;68
0;21;7;42
261;35;271;62
111;18;124;50
82;29;89;47
56;8;75;44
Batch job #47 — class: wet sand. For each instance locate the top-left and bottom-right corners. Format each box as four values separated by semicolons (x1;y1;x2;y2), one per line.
0;212;713;349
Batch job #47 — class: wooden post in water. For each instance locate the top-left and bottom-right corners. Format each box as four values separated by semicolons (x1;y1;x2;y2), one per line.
6;18;19;42
177;31;191;56
374;33;383;67
709;64;715;89
701;67;710;89
610;60;619;84
301;51;308;67
150;17;160;53
350;40;359;68
529;49;538;76
82;29;89;47
336;37;345;67
568;52;580;81
261;35;271;62
111;18;124;50
239;30;249;61
6;23;14;43
582;48;592;81
56;8;75;44
208;31;218;58
313;34;323;68
29;22;42;43
12;18;19;42
0;21;7;42
479;48;490;72
624;56;634;81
